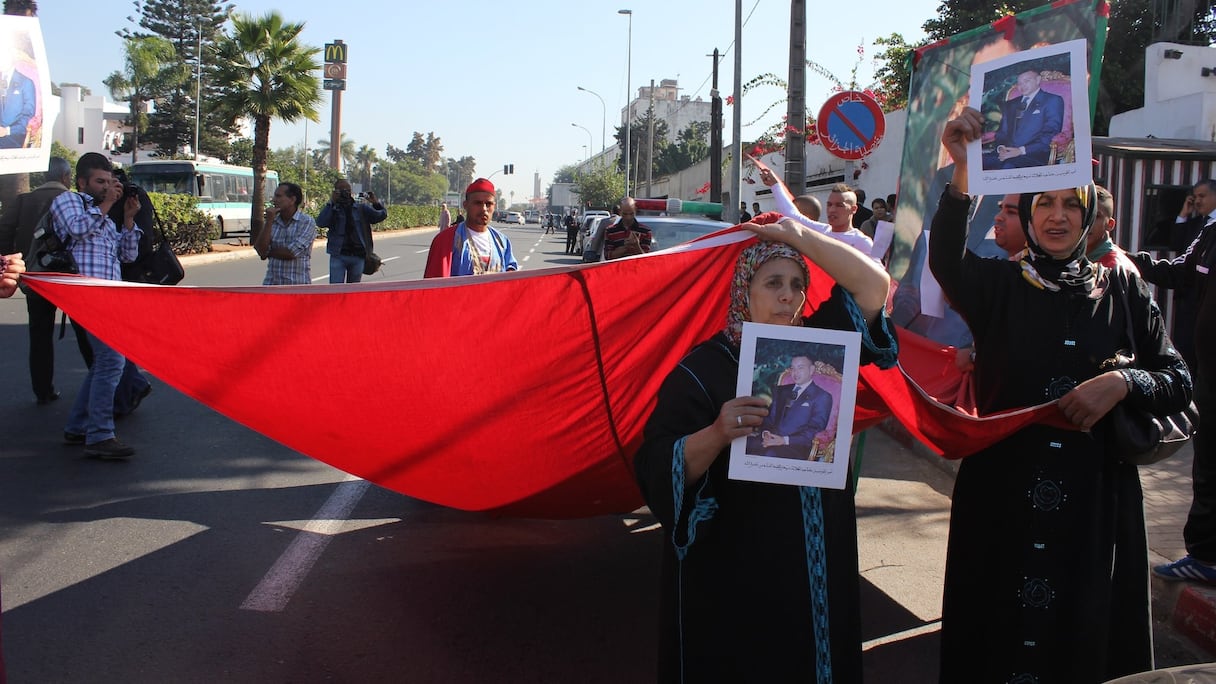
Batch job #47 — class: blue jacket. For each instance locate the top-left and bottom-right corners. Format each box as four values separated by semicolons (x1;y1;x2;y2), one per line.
317;200;387;256
0;70;35;146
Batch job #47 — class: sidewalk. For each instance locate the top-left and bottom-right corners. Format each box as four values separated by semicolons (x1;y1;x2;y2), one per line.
871;420;1216;667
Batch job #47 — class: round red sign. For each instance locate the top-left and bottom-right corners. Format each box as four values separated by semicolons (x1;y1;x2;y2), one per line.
816;91;886;161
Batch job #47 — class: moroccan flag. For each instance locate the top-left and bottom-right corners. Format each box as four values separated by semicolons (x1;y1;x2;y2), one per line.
22;228;1069;519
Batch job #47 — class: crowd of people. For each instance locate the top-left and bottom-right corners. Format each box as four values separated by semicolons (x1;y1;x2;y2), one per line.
0;92;1212;682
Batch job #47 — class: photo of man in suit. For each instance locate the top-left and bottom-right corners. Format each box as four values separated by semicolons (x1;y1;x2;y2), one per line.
0;39;34;149
753;355;833;460
982;68;1064;170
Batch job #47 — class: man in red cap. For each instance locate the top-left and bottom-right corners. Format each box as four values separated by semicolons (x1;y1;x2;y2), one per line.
424;177;518;277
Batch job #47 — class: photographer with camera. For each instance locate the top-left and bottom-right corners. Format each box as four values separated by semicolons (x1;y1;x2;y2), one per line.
316;178;387;283
52;152;143;460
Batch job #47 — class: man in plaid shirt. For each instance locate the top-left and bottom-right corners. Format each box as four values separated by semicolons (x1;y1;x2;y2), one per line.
54;152;142;459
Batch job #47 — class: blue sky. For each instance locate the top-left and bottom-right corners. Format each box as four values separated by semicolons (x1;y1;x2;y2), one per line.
35;0;940;203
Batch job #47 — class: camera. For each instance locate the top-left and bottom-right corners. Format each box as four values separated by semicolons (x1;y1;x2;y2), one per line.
123;183;140;200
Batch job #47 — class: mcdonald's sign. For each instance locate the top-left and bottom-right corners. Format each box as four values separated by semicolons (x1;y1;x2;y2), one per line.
324;41;347;64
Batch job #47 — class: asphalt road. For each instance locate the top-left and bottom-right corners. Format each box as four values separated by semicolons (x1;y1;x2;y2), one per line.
0;223;1002;682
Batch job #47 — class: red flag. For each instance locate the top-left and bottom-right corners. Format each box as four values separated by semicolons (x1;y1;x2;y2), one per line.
23;229;1069;518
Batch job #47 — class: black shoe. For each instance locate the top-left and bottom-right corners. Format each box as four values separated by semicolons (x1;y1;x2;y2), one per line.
129;384;152;414
64;431;85;444
37;391;61;405
84;438;135;460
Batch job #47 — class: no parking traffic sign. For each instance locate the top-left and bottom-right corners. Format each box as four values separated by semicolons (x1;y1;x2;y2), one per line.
817;91;886;161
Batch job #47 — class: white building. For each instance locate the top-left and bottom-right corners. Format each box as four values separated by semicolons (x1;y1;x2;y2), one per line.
53;85;133;161
1109;42;1216;140
624;78;712;142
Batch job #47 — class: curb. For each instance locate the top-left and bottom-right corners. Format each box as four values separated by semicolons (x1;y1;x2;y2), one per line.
1172;581;1216;655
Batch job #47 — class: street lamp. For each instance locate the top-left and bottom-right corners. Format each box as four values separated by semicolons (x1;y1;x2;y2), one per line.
619;8;632;197
572;123;593;160
577;86;606;153
582;144;589;161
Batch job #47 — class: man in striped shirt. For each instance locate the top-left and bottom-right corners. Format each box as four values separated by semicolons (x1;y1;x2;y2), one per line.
604;197;651;260
55;152;142;460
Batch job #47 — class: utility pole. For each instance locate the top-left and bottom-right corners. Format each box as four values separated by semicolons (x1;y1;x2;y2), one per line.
645;78;655;198
728;0;742;224
709;49;722;204
785;0;807;194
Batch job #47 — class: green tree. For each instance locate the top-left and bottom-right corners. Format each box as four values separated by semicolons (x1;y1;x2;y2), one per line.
613;112;670;184
226;136;254;166
212;11;321;238
871;33;913;112
658;121;710;175
315;132;355;171
572;163;625;209
127;0;236;158
354;144;378;190
405;132;427;166
424;133;444;174
105;35;189;164
552;164;578;184
385;143;407;163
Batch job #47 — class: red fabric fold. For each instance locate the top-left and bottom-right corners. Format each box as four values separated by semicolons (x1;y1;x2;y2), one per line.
23;229;1071;518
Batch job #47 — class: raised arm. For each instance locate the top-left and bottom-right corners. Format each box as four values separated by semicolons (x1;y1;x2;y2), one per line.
742;218;890;324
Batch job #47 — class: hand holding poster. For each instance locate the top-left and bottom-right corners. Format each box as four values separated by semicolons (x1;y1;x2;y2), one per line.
729;322;861;490
0;16;52;174
967;39;1093;195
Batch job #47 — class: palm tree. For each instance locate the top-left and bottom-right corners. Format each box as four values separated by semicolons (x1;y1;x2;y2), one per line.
213;11;320;239
104;36;189;164
315;133;356;172
353;144;377;190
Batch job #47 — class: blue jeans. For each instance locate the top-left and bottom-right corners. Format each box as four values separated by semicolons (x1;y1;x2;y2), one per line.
65;332;125;444
329;254;365;283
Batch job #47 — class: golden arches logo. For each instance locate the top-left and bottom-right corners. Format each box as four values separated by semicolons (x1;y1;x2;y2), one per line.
324;42;347;63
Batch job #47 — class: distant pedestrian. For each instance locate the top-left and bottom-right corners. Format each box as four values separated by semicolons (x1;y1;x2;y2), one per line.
254;182;316;285
0;156;92;404
438;202;451;231
564;213;579;255
738;201;751;223
316;179;387;283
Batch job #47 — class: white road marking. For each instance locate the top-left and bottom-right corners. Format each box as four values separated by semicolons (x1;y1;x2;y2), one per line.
240;476;370;612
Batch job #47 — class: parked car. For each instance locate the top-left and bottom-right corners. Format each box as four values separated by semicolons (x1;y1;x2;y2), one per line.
576;211;611;251
505;211;525;225
581;215;733;263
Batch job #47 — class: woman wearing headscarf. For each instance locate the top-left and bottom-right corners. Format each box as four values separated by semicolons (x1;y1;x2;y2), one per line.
930;109;1192;681
634;218;898;682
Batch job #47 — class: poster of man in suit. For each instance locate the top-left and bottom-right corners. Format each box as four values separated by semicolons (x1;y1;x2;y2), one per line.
968;38;1093;195
730;323;861;490
0;16;51;173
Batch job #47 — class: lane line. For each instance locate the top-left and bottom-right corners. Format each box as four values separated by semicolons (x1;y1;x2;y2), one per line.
240;476;370;612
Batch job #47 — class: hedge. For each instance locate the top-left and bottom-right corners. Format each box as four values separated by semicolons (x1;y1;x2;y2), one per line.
146;192;442;255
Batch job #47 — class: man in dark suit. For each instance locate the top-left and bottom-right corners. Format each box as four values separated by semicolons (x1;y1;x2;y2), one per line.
756;355;833;460
982;69;1065;170
0;44;35;149
0;156;92;403
1135;178;1216;583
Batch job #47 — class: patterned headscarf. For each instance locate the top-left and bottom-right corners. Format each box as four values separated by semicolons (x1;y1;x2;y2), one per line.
723;241;810;345
1016;184;1099;294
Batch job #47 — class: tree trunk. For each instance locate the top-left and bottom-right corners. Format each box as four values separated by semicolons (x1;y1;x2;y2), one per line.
250;115;271;240
0;0;36;211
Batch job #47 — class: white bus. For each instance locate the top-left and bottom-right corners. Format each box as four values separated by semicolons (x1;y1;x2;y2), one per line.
127;160;281;238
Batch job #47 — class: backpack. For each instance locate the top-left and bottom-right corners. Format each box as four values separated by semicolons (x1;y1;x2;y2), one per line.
25;194;82;277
